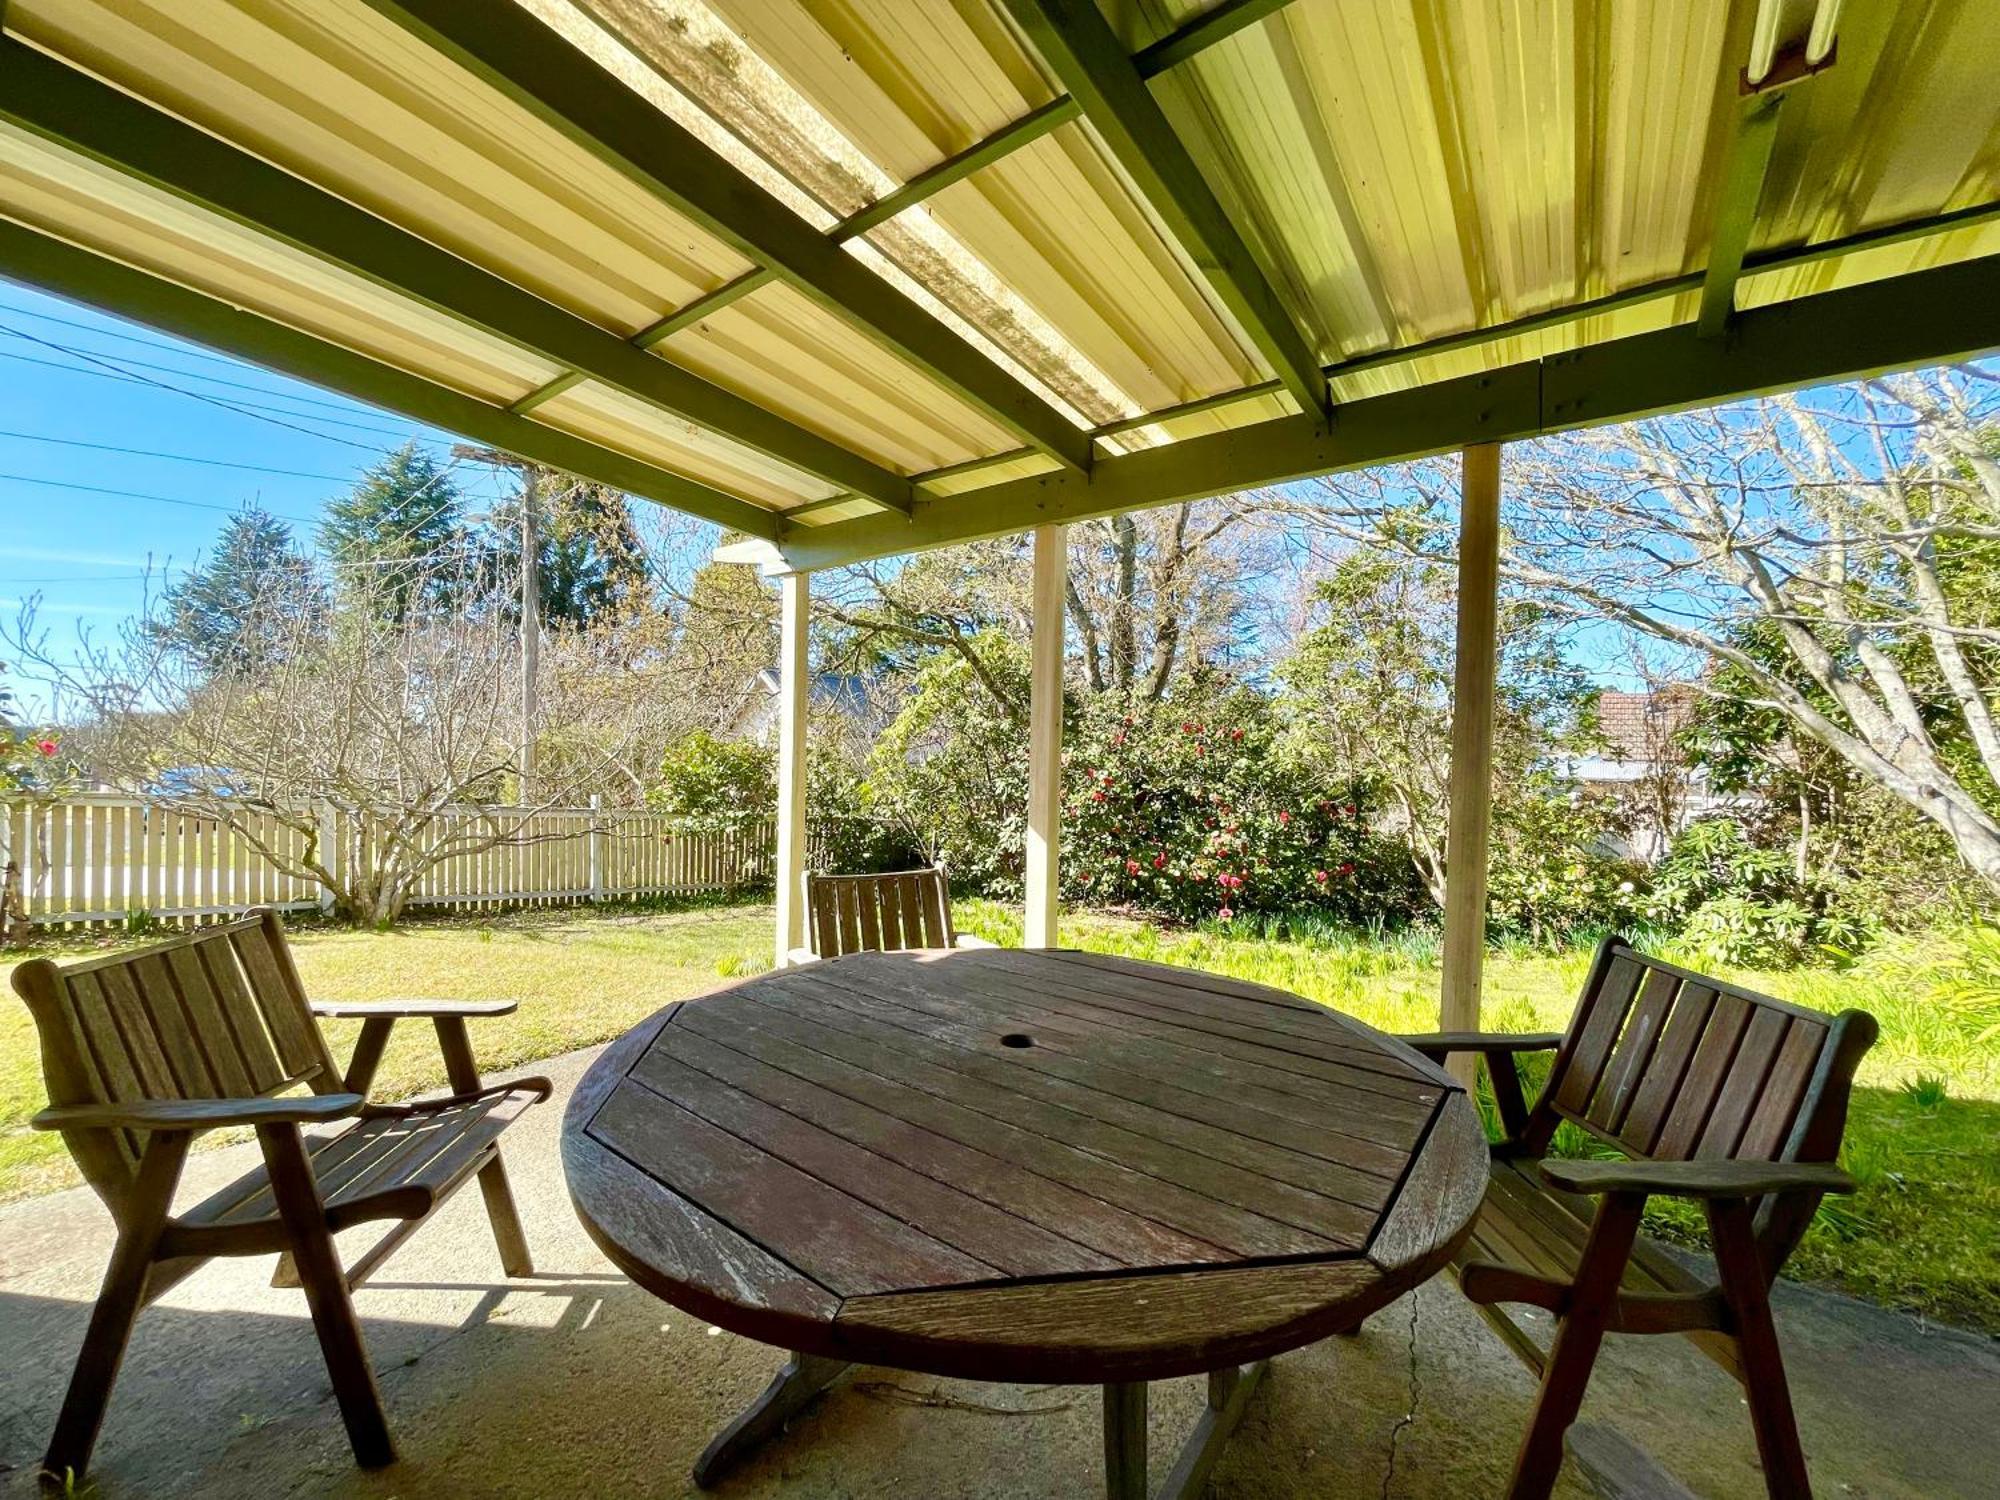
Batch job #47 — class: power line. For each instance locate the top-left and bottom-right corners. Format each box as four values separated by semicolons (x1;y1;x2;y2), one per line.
0;346;424;443
0;427;352;481
0;470;317;521
0;324;397;452
0;315;437;430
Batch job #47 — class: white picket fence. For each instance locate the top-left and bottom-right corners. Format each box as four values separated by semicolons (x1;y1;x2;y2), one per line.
1;795;775;928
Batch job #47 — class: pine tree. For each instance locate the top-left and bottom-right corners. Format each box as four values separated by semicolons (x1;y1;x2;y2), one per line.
157;507;321;675
317;442;466;618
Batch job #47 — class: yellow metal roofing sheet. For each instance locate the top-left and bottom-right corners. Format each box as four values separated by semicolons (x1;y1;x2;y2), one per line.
0;0;1994;555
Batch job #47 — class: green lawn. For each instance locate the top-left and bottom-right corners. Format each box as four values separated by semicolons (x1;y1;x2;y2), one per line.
3;900;1994;1335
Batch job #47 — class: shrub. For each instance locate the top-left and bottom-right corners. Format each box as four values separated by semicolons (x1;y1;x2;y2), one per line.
1644;818;1857;967
652;730;772;821
1060;688;1421;924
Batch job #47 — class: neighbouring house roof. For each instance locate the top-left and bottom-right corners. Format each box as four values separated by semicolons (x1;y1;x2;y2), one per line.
1594;689;1700;767
0;3;1992;572
731;669;886;743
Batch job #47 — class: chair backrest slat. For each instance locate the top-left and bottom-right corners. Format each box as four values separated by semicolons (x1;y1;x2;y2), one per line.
804;868;956;958
1615;981;1715;1154
1736;1021;1825;1159
1549;953;1645;1116
1586;966;1678;1133
1651;990;1753;1158
1695;1005;1794;1158
11;910;335;1216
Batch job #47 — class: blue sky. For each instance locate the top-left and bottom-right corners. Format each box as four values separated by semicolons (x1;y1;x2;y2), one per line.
0;279;525;710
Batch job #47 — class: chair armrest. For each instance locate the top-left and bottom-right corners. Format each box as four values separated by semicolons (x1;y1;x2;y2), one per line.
784;947;821;966
33;1093;366;1133
1395;1031;1565;1055
310;999;518;1019
1538;1158;1857;1200
953;934;998;950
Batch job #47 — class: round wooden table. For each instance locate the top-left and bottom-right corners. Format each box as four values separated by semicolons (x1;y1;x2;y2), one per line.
563;947;1486;1498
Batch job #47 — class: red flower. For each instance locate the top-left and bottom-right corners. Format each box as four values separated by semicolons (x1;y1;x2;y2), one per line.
1339;861;1356;876
1152;852;1167;869
1230;728;1244;741
36;739;57;756
1344;803;1357;817
1277;809;1291;826
1091;789;1106;802
1181;721;1195;734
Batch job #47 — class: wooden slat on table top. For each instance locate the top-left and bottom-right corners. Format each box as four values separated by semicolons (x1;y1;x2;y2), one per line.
715;988;1384;1239
781;964;1415;1172
754;968;1405;1206
591;1078;999;1297
813;954;1438;1113
639;1024;1217;1266
631;1048;1119;1279
669;1000;1359;1259
800;954;1436;1118
957;948;1436;1088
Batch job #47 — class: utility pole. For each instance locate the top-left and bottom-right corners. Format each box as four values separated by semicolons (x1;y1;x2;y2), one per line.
519;466;539;806
452;443;545;806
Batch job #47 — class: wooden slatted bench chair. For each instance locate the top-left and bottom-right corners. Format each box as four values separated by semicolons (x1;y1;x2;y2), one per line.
1399;936;1877;1500
794;866;994;961
13;909;551;1482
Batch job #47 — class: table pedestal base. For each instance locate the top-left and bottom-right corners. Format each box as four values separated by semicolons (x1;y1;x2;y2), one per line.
1106;1360;1269;1500
691;1353;1271;1497
692;1352;850;1487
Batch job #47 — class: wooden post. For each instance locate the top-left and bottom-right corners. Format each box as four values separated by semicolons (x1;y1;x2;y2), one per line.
519;469;540;804
774;570;810;969
1024;523;1065;949
1439;443;1502;1073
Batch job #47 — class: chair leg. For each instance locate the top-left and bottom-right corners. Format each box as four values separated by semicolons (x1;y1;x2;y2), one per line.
475;1147;534;1277
257;1123;396;1469
1507;1191;1645;1500
44;1133;189;1483
1708;1199;1812;1500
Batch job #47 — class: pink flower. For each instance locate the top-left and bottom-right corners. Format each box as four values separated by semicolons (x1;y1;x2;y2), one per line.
36;739;57;756
1152;852;1167;869
1277;810;1291;826
1218;906;1234;920
1091;789;1106;802
1314;869;1329;883
1125;859;1140;876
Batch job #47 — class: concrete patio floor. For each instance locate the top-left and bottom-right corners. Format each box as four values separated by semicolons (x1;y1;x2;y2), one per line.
2;1044;1992;1499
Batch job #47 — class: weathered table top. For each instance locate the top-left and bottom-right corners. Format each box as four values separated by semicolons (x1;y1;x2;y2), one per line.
562;947;1486;1385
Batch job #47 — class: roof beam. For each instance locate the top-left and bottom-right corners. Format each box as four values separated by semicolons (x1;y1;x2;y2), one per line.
363;0;1095;474
776;252;2000;569
0;38;912;516
1699;93;1787;338
1132;0;1301;78
0;219;778;537
998;0;1328;419
515;96;1082;414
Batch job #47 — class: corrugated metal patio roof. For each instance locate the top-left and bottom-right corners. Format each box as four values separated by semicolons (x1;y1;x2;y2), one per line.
1;0;1995;566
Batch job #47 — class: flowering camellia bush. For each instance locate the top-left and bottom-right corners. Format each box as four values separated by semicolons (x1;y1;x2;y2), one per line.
1060;689;1421;925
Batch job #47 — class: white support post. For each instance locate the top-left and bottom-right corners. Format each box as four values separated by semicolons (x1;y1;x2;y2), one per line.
1439;444;1503;1078
1024;523;1066;949
774;570;811;969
